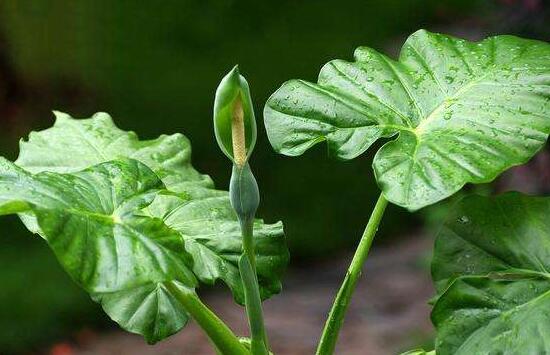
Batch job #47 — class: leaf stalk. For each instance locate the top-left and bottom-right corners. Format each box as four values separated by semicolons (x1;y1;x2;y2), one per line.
165;282;250;355
240;218;270;354
316;193;389;355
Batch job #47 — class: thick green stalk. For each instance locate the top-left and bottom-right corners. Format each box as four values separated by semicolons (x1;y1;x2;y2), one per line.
230;162;270;355
239;218;270;355
165;282;250;355
214;66;267;354
316;193;389;355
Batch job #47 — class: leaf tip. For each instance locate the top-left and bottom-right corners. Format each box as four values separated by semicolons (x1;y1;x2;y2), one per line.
52;110;70;122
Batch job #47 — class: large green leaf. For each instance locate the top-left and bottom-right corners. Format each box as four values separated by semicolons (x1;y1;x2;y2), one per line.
264;30;550;210
145;192;288;302
13;112;288;304
16;111;212;191
431;193;550;354
0;158;197;343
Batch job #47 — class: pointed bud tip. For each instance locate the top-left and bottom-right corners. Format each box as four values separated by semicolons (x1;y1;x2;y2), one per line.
226;65;241;86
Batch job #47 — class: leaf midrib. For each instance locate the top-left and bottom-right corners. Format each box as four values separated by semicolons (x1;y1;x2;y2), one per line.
72;211;189;293
295;65;538;148
409;66;540;135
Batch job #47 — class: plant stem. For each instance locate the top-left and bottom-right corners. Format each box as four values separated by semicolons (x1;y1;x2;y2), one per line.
316;193;389;355
165;282;250;355
239;218;270;355
229;86;268;354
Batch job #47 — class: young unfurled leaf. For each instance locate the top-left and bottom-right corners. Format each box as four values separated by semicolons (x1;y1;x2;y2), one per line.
0;158;197;343
431;193;550;354
264;30;550;210
214;66;257;165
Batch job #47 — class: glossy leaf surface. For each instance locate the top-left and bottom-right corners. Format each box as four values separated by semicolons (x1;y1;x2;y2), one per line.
0;158;196;343
14;112;288;303
16;111;212;191
264;30;550;210
431;193;550;354
145;190;287;302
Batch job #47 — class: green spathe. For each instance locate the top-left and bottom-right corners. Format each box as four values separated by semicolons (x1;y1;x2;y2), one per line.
214;66;257;164
264;30;550;210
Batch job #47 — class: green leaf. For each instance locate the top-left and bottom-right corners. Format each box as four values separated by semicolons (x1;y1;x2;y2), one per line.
144;190;288;303
0;158;197;343
264;30;550;210
14;112;288;304
16;111;212;191
431;192;550;354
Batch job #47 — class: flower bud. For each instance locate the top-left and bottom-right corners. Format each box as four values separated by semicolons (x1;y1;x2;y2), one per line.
230;163;260;223
213;66;257;166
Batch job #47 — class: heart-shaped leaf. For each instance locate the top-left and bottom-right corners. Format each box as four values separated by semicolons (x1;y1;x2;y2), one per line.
0;158;197;343
264;30;550;210
431;192;550;354
13;112;288;304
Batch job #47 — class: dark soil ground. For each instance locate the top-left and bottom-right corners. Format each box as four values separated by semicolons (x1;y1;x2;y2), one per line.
67;236;434;355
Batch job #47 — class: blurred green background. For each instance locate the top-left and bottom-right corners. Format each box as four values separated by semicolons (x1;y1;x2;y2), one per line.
0;1;548;353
